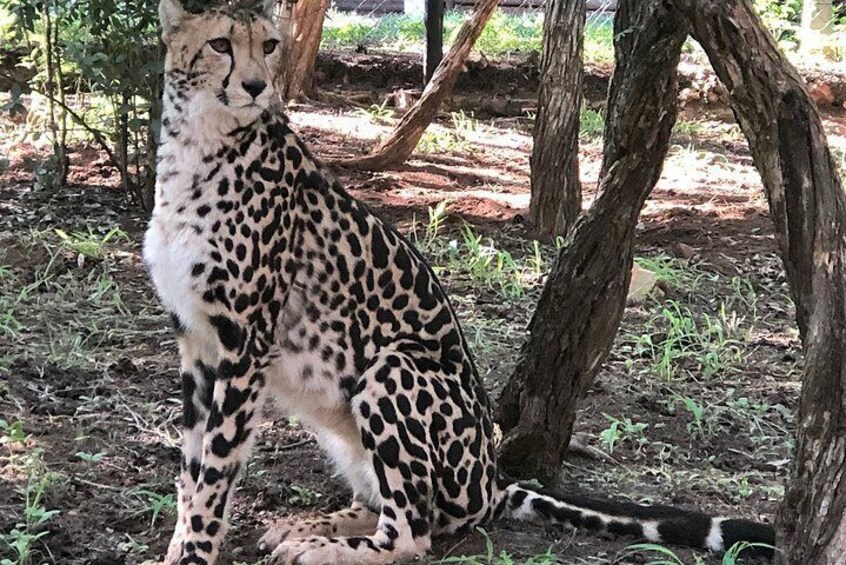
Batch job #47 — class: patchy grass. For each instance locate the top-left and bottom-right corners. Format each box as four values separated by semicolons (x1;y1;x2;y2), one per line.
0;92;809;564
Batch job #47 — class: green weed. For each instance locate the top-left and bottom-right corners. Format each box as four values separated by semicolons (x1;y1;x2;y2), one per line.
624;540;775;564
411;209;543;302
412;200;451;253
287;485;322;507
127;488;177;529
354;99;394;124
0;420;29;446
458;224;524;301
674;394;719;438
674;119;707;137
580;108;605;138
451;110;481;143
54;226;126;259
116;534;150;556
634;254;711;290
599;414;649;454
0;451;60;565
635;301;742;380
417;129;473;154
322;9;615;64
74;451;106;464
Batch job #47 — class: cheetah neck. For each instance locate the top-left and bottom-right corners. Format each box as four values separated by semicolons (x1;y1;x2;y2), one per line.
155;78;279;208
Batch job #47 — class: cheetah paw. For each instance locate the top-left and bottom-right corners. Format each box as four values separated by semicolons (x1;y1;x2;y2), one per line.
259;520;322;553
268;537;336;565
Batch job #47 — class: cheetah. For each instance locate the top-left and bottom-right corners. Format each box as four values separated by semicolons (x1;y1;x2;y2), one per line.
143;1;776;563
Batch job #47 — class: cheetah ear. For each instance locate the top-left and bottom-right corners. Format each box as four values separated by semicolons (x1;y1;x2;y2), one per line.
160;0;189;39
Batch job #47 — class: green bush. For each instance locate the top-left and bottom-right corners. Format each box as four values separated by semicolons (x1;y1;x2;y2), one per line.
754;0;802;47
1;0;161;205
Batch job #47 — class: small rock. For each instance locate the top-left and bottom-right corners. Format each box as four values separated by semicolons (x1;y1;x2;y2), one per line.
808;81;835;107
627;264;659;304
393;90;417;111
674;242;697;260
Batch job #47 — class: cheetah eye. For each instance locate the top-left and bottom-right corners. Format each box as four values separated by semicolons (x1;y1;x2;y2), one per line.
209;37;232;54
263;39;279;55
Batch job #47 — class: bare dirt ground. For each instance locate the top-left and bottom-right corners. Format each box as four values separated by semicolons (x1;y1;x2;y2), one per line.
2;72;845;564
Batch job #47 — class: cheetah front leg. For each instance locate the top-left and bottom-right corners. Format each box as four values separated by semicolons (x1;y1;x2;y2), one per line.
165;330;219;563
166;323;271;565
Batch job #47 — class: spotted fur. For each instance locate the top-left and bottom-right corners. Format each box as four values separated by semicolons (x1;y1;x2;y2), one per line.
143;1;776;563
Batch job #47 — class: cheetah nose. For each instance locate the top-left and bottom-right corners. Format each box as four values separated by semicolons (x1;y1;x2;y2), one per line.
242;79;267;99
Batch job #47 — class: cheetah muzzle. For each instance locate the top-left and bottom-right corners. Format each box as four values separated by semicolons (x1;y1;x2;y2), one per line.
142;0;776;563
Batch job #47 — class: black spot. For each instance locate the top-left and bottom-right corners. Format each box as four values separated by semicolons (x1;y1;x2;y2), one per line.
415;390;434;414
371;229;389;268
209;315;243;351
188;458;201;483
377;396;398;424
204;466;223;485
446;441;463;466
206;520;221;536
286;146;302;168
410;518;429;538
181;372;198;428
377;436;401;467
211;434;232;458
369;414;385;435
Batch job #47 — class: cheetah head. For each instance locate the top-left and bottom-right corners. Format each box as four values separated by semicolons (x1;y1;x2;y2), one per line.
159;0;282;121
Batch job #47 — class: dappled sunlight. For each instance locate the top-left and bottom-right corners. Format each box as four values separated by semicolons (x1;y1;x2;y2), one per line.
288;108;393;143
4;0;845;560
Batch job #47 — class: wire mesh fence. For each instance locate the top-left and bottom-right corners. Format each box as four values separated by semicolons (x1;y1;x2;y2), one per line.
321;0;616;63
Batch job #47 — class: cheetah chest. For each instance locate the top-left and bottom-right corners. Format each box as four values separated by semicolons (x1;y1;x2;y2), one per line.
143;212;211;334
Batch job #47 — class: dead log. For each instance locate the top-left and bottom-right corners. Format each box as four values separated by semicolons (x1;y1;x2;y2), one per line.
343;0;499;170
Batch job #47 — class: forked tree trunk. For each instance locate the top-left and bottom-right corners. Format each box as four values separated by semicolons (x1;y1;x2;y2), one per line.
494;0;688;482
276;0;329;101
529;0;584;240
347;0;499;170
667;1;846;562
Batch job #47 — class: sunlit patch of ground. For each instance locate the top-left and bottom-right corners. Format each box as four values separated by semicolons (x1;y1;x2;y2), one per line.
3;97;842;563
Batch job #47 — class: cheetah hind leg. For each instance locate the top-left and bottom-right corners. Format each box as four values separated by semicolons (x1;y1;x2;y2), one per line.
268;351;434;564
258;502;379;553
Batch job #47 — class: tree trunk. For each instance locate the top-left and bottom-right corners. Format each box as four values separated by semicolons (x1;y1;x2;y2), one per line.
494;0;688;483
424;0;444;83
529;0;584;240
276;0;329;101
666;1;846;562
346;0;499;170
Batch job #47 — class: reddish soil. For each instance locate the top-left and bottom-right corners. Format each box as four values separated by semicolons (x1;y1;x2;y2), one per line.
2;79;843;564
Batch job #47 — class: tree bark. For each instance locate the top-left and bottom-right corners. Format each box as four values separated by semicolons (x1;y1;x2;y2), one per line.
346;0;499;170
666;1;846;562
276;0;329;101
529;0;584;240
494;0;688;482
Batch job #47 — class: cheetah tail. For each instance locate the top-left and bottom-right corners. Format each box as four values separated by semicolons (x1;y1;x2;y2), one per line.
497;482;775;559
